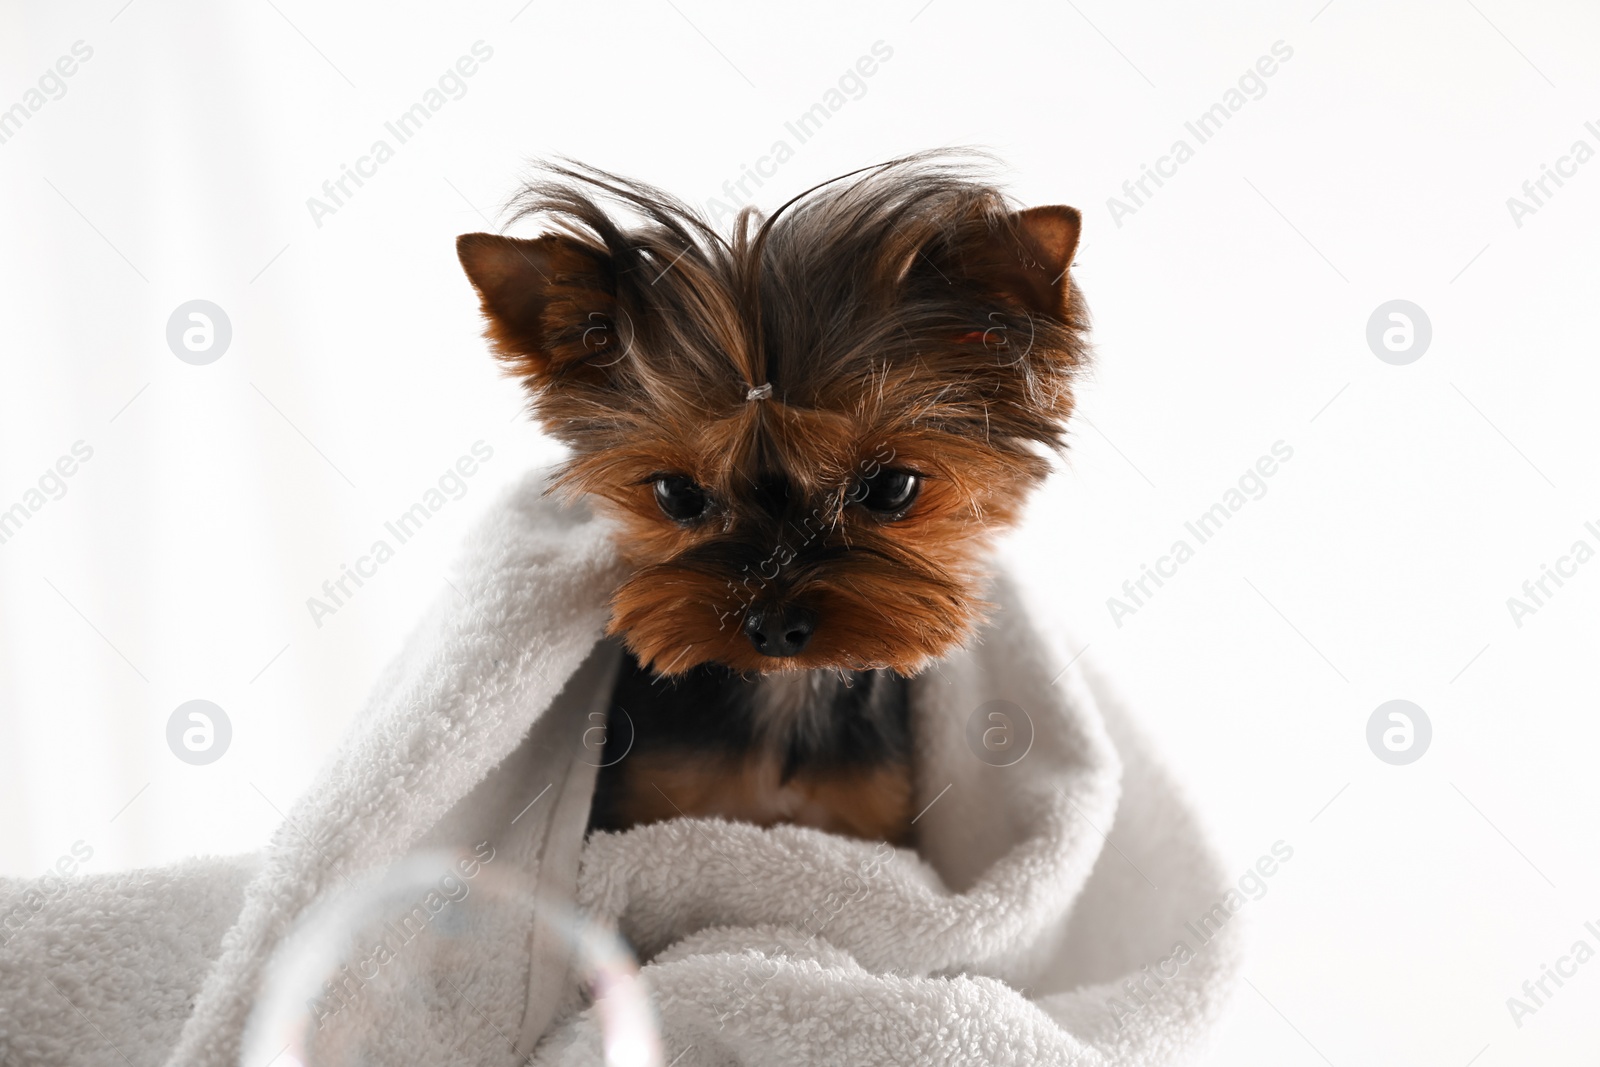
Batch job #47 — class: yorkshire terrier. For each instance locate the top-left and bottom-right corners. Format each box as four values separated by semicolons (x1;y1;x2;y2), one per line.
457;153;1087;845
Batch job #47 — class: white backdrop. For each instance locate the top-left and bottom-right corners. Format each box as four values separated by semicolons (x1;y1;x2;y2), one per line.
3;0;1598;1062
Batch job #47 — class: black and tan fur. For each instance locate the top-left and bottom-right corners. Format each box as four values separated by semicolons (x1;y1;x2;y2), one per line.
457;152;1088;842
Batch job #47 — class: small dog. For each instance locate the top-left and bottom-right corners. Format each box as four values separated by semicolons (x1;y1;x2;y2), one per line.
457;153;1088;844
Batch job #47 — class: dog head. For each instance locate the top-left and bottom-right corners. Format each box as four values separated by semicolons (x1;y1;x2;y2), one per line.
458;154;1088;675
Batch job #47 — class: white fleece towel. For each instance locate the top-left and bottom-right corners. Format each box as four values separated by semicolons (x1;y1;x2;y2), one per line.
0;469;1243;1067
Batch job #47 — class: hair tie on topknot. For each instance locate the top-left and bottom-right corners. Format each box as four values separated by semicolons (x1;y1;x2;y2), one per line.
746;383;773;401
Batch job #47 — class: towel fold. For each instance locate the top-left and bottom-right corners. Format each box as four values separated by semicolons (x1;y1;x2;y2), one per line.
0;468;1242;1066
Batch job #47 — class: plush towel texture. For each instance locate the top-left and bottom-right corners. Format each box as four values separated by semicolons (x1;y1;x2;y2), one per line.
0;469;1243;1066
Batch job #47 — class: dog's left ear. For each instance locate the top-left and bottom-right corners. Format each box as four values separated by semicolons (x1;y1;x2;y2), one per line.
907;205;1082;322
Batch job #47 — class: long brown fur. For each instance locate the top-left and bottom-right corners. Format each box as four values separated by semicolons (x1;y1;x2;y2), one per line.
460;152;1088;679
459;152;1086;843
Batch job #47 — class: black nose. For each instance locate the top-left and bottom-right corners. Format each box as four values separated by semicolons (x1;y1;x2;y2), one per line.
743;603;817;657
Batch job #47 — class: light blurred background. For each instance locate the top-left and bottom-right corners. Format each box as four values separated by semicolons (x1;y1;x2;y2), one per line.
3;0;1598;1062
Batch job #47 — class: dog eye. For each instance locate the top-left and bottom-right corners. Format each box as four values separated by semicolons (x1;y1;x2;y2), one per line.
653;475;710;522
850;469;920;517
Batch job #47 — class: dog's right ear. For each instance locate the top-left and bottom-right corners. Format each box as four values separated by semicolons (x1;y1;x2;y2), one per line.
456;232;618;378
